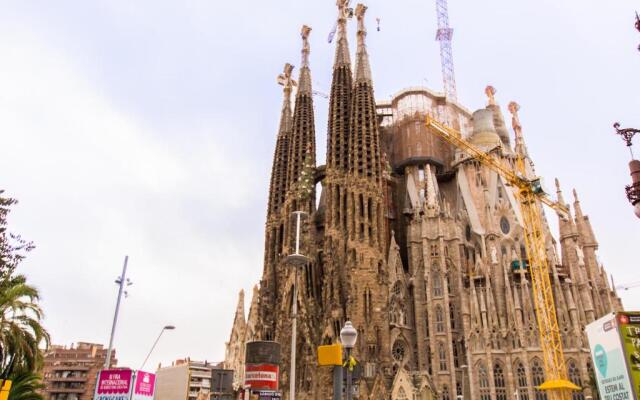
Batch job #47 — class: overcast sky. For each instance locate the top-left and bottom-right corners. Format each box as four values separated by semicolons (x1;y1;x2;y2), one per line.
1;0;639;370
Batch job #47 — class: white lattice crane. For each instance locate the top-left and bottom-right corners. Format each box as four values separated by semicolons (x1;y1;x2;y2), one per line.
435;0;457;101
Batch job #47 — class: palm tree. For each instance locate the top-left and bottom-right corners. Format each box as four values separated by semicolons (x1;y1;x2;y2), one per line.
7;367;44;400
0;274;49;379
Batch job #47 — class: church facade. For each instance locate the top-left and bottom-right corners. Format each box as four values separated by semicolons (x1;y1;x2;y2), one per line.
224;3;622;399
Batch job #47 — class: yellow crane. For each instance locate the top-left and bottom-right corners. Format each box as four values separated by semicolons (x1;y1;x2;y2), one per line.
425;103;579;400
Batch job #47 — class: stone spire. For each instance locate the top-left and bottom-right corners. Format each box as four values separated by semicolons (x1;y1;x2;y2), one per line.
573;188;598;247
233;289;246;328
354;4;373;83
287;25;316;204
267;63;295;218
326;0;353;173
325;1;354;241
349;4;382;181
334;0;351;67
508;101;529;158
485;85;511;147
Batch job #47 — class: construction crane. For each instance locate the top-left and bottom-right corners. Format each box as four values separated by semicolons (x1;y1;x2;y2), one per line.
435;0;457;101
425;109;579;400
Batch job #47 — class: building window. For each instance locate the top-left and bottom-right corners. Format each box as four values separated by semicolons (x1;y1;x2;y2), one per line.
441;385;450;400
516;362;529;400
452;340;459;368
494;363;507;400
392;340;406;362
532;359;547;400
435;306;445;333
397;387;408;400
568;360;585;400
478;363;491;400
500;216;510;234
433;273;443;297
438;342;447;371
449;303;456;330
431;244;439;257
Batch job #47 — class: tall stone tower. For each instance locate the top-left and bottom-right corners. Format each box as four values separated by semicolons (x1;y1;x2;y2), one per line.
225;4;623;399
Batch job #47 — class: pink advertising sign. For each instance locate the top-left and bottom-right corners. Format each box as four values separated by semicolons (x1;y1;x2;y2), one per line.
131;371;156;400
95;369;133;400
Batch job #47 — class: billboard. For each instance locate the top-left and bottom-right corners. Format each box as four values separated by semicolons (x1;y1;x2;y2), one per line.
131;371;155;400
95;369;134;400
585;313;637;400
617;312;640;396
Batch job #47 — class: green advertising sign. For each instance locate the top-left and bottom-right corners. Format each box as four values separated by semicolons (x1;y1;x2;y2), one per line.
617;312;640;397
585;313;635;400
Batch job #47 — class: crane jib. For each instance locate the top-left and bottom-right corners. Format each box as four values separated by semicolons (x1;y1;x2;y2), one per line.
425;115;580;399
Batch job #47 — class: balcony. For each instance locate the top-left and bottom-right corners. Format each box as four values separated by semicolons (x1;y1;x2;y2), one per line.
50;366;90;371
48;387;85;394
49;376;87;383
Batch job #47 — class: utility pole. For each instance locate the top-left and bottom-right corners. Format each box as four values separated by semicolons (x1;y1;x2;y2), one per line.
285;211;310;400
105;256;131;368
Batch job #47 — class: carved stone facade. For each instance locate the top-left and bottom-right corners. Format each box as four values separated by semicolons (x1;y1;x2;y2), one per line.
224;3;622;399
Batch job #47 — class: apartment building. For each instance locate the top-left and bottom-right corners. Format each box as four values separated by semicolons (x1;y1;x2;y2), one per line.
41;342;117;400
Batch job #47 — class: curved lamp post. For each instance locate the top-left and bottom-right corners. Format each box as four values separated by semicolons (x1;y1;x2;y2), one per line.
340;321;358;400
140;325;176;371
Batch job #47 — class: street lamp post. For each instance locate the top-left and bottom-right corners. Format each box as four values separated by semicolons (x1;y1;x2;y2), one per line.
340;321;358;400
613;123;640;218
458;364;467;400
285;211;310;400
105;256;132;369
140;325;176;371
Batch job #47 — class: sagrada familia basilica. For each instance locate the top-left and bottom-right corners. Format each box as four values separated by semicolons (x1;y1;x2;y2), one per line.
224;2;623;399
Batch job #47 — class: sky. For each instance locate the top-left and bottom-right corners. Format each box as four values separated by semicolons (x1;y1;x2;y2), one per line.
1;0;639;370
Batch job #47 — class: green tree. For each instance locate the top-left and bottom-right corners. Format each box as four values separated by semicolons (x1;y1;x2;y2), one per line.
0;274;50;378
7;367;45;400
0;191;34;280
0;189;48;397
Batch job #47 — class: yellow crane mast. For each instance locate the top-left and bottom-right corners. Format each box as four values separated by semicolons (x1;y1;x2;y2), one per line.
425;105;579;400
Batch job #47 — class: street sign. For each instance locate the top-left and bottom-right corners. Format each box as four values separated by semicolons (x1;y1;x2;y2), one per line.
586;313;637;400
210;369;234;400
94;369;134;400
131;371;155;400
251;390;282;400
0;380;11;400
318;344;342;366
617;312;640;396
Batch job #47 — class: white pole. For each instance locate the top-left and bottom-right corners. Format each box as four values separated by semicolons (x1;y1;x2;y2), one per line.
105;256;129;369
290;211;303;400
290;266;298;400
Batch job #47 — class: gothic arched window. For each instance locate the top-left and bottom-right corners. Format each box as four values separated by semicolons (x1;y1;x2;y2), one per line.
449;303;456;330
532;359;547;400
441;385;450;400
568;360;585;400
436;306;445;333
433;272;443;297
516;362;529;400
438;342;447;371
494;362;507;400
452;340;459;368
478;363;491;400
